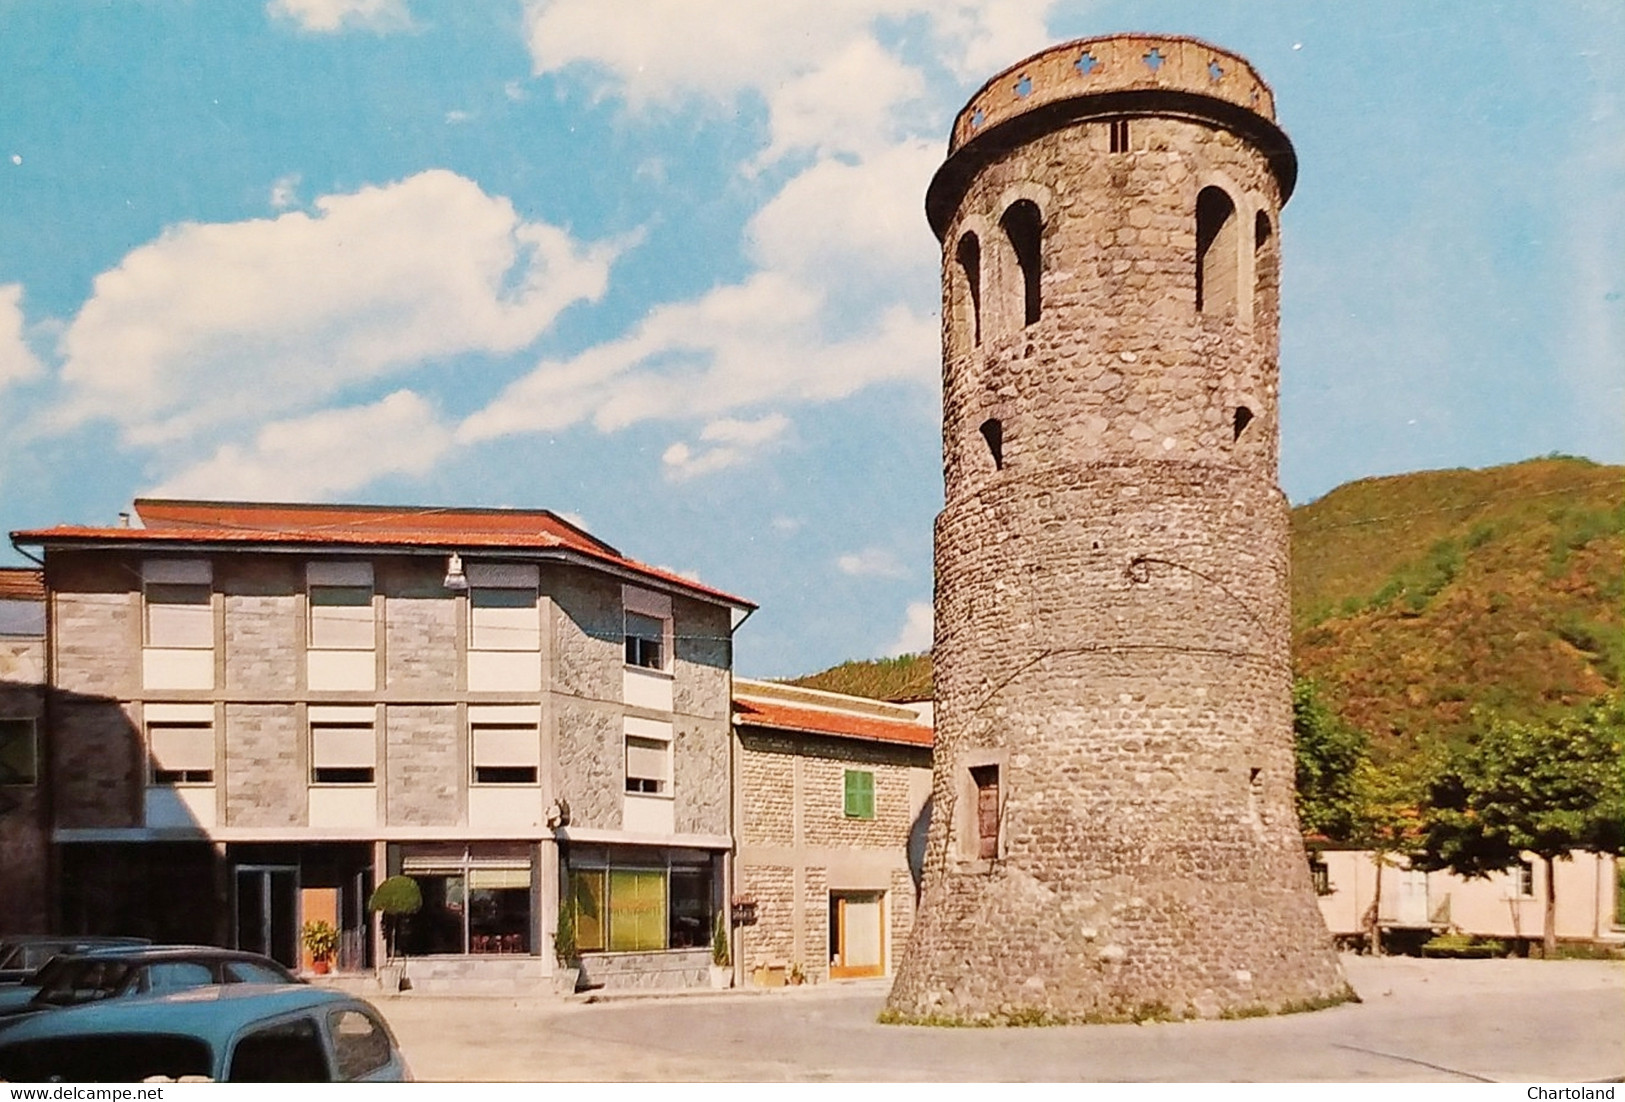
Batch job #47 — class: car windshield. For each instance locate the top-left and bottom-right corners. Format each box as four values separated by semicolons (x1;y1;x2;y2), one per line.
0;1033;214;1082
33;959;134;1006
18;956;73;990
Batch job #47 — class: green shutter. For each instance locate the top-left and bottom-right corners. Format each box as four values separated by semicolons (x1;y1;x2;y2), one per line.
844;770;874;820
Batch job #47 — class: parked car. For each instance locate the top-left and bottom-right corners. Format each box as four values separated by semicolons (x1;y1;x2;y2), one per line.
0;937;149;984
0;945;300;1019
0;985;410;1082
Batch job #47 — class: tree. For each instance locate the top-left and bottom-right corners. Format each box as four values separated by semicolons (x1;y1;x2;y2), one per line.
1416;693;1624;957
1292;679;1369;844
367;875;422;961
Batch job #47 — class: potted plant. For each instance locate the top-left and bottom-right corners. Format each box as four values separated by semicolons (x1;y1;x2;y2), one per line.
300;919;340;975
552;897;581;995
709;912;732;989
367;875;422;991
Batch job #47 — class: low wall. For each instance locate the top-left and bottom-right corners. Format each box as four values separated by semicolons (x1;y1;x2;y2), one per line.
578;948;710;991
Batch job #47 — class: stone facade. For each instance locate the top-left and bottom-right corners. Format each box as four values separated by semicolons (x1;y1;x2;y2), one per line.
889;35;1349;1023
16;502;748;990
0;571;48;932
733;680;932;985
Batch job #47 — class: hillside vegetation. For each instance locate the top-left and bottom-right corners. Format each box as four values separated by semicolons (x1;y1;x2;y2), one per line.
792;457;1622;760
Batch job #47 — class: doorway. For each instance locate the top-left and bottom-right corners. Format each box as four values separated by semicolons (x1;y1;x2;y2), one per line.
235;865;299;967
828;891;885;979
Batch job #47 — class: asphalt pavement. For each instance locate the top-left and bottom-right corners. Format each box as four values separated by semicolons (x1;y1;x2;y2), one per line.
376;954;1624;1082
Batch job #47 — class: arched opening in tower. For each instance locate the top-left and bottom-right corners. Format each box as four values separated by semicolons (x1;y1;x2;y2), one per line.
979;418;1004;470
1233;405;1254;442
1195;186;1238;315
1000;199;1043;326
955;232;982;347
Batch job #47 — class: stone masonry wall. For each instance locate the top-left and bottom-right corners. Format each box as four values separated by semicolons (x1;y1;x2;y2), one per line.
224;703;304;827
52;699;140;829
553;698;622;829
385;703;460;826
672;713;727;837
220;559;300;695
51;554;138;699
381;560;458;694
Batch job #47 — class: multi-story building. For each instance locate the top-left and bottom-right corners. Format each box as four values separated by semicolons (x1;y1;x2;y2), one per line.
11;499;751;990
0;566;48;934
732;678;932;984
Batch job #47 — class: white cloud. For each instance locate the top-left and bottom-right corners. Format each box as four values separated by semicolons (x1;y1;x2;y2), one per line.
267;0;413;33
269;173;301;211
459;271;934;443
0;285;45;391
662;412;790;481
54;170;616;447
883;600;933;655
149;390;452;500
836;547;908;579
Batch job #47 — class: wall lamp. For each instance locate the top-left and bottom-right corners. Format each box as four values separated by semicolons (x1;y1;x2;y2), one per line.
442;552;469;591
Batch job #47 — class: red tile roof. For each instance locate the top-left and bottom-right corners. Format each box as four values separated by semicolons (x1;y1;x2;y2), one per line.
0;567;45;600
733;697;934;748
11;499;752;609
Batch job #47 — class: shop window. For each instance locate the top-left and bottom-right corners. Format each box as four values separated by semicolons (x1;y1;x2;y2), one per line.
397;851;533;957
625;734;670;795
471;722;539;785
145;582;211;648
148;721;214;785
0;718;37;786
844;769;875;819
1196;185;1238;315
971;764;1000;859
624;611;666;671
311;715;376;785
566;854;716;955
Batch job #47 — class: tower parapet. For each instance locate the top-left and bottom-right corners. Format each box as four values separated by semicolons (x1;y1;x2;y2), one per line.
888;34;1349;1025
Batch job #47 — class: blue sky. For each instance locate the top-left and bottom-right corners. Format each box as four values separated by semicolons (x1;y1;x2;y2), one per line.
0;1;1620;678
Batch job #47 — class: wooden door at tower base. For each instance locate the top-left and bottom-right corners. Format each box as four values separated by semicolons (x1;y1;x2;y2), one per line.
829;891;885;979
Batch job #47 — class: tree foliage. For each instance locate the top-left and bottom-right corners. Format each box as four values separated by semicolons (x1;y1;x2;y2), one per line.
1416;693;1623;876
1293;679;1371;843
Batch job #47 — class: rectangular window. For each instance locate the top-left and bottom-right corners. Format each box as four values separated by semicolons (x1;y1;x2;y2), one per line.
1515;860;1535;898
145;583;212;648
569;868;607;953
0;599;45;637
149;721;214;785
971;764;1000;860
0;718;37;786
1309;857;1331;896
471;723;539;785
1110;118;1129;153
844;769;875;819
470;587;539;651
624;611;665;670
607;868;667;952
625;735;670;795
311;714;376;785
309;585;374;649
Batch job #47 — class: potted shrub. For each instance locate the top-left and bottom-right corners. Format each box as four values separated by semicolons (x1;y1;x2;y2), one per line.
553;898;581;995
300;919;340;975
367;875;422;991
709;912;732;989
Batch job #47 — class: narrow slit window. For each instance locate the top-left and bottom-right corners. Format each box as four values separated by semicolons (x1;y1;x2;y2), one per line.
970;764;1000;859
1000;200;1043;326
1253;211;1274;319
979;418;1004;470
1195;186;1238;315
956;232;982;347
1109;118;1129;153
1233;406;1254;442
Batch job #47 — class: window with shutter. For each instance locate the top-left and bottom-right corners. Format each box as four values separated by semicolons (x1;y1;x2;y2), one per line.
843;769;875;819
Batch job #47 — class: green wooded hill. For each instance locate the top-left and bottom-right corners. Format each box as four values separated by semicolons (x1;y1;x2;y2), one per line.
791;456;1623;760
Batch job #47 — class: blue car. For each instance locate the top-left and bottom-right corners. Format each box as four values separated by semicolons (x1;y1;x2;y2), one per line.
0;985;410;1082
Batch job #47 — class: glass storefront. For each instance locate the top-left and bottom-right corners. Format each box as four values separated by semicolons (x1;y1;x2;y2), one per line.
395;844;533;956
565;846;718;954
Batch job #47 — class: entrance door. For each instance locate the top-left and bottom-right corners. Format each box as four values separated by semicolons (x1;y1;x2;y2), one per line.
235;865;299;967
829;891;885;979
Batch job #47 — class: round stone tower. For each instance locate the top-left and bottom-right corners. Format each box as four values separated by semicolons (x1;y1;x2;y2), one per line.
887;35;1350;1023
